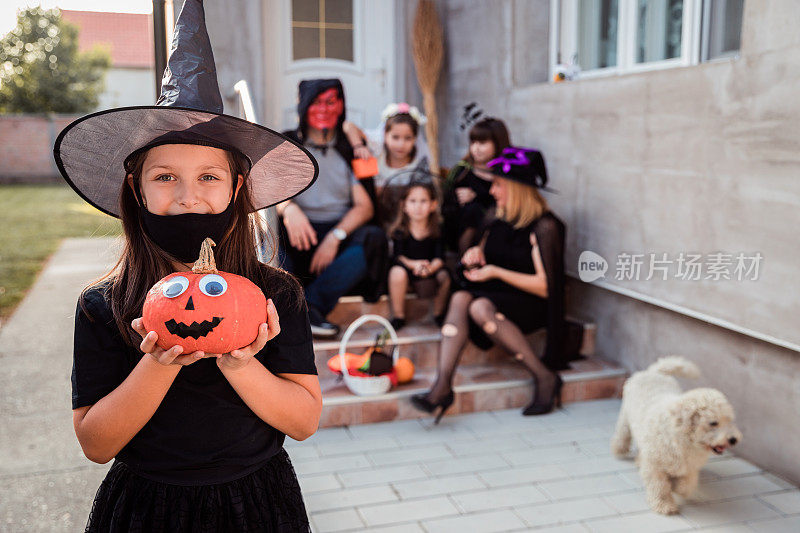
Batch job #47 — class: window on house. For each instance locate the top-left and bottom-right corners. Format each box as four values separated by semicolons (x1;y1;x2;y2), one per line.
701;0;744;61
291;0;354;62
635;0;684;63
555;0;743;79
576;0;618;70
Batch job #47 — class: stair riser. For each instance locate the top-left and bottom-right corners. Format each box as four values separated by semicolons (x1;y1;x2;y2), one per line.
326;298;434;325
318;376;625;428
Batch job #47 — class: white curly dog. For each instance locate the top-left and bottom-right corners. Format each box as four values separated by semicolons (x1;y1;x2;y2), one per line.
611;356;742;515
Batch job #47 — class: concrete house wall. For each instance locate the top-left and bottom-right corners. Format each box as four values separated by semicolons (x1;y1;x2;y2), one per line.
422;0;799;483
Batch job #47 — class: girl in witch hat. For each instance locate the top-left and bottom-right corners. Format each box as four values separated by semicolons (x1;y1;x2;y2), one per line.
55;1;319;530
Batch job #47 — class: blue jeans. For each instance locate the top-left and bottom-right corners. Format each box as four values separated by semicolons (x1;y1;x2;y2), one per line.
278;221;370;316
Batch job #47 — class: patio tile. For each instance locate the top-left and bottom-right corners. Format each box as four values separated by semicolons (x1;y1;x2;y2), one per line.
358;496;460;527
758;490;800;514
514;497;619;528
601;490;650;513
744;516;800;532
556;455;638;477
478;463;570;488
583;511;693;532
532;524;592;533
680;497;780;528
337;464;428;488
304;485;398;513
539;473;638;500
392;473;486;499
315;436;400;457
423;453;509;476
361;524;425;532
450;484;548;513
368;443;453;466
446;435;530;456
310;508;364;532
297;473;341;494
293;454;371;476
502;444;588;467
689;474;787;503
422;509;527;533
694;526;752;533
701;457;762;478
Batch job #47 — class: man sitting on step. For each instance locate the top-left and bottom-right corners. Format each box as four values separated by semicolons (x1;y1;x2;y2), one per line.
278;78;387;337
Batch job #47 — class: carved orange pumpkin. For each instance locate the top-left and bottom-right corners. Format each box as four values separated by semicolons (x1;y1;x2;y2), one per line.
142;238;266;353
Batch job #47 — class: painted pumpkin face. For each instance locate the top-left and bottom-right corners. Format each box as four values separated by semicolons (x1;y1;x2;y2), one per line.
141;239;266;354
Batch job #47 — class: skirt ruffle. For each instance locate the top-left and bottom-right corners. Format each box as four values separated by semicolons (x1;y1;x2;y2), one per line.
85;448;310;533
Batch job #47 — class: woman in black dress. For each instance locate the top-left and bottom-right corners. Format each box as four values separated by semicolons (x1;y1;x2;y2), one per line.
412;146;567;421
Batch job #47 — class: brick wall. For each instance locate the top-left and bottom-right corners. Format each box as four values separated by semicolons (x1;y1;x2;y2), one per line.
0;115;79;184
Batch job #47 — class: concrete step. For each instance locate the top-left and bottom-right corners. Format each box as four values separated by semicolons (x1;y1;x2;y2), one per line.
317;356;626;428
314;320;596;376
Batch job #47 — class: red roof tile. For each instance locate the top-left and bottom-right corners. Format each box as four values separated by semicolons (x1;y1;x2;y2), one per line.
61;10;154;69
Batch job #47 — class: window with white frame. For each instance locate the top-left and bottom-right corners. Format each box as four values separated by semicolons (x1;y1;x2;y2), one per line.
553;0;744;79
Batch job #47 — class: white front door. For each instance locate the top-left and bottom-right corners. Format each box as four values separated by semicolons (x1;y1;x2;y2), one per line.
262;0;397;131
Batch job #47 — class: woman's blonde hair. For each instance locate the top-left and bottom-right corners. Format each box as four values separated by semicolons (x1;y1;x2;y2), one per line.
496;178;549;229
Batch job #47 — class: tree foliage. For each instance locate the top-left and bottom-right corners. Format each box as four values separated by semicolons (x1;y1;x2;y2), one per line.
0;7;111;113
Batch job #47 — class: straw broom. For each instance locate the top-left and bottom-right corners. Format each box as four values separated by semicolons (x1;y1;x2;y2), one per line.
412;0;444;177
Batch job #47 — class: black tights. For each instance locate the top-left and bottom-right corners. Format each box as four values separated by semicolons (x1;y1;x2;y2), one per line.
427;291;557;405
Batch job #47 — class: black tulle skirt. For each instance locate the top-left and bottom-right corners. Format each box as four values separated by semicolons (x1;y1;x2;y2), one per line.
85;448;310;533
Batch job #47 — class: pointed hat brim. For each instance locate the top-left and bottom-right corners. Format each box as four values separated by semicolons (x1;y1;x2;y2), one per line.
53;106;318;218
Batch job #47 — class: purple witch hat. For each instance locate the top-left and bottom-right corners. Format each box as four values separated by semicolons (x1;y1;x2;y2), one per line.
486;147;558;193
53;0;317;218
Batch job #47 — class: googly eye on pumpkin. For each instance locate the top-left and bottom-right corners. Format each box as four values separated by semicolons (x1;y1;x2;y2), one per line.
162;276;189;298
199;274;227;297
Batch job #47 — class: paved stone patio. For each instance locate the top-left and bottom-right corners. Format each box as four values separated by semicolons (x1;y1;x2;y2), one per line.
1;238;798;531
288;400;800;532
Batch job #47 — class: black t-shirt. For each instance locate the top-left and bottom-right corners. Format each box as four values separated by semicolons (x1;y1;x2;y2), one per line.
71;267;317;486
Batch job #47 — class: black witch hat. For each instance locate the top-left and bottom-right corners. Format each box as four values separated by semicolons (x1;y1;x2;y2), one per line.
53;0;317;218
486;146;558;193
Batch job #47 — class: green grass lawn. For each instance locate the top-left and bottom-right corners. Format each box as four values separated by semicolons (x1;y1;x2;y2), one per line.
0;184;121;324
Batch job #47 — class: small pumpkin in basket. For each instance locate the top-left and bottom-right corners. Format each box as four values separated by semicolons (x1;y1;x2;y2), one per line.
142;238;266;353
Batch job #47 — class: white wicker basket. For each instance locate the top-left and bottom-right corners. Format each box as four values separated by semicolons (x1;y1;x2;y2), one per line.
338;314;399;397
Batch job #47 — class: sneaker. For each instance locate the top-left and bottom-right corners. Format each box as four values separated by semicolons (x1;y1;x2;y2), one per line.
390;317;406;331
308;305;339;337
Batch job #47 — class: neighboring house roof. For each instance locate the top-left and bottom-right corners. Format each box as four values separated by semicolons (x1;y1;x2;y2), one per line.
61;10;154;69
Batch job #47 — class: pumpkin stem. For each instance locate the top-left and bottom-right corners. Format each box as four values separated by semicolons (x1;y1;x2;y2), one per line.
192;238;219;274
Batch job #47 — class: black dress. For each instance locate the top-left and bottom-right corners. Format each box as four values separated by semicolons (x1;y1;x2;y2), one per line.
461;212;569;370
72;267;316;532
442;163;496;250
391;230;445;281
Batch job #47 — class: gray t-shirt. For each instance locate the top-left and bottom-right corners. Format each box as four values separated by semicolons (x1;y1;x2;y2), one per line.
294;142;357;224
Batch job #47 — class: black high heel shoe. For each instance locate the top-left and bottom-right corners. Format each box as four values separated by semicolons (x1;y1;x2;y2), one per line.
523;374;563;416
410;390;455;424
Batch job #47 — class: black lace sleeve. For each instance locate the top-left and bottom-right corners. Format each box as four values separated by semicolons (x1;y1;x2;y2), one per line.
532;213;568;370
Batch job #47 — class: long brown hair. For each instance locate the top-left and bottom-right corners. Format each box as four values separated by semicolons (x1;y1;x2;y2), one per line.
463;117;511;165
82;146;300;346
388;181;441;239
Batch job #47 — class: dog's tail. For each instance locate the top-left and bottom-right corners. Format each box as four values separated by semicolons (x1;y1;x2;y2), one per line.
647;356;701;379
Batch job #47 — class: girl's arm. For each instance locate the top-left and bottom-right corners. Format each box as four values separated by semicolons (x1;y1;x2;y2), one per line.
221;363;322;441
73;327;203;464
217;301;322;440
428;257;444;272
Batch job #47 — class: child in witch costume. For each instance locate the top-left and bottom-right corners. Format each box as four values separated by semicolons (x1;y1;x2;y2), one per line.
55;2;319;531
278;79;388;337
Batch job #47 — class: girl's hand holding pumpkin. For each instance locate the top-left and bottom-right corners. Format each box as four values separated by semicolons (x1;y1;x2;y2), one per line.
132;318;206;366
216;298;281;372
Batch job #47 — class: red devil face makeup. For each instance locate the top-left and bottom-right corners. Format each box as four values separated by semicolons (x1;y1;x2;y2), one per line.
307;88;344;131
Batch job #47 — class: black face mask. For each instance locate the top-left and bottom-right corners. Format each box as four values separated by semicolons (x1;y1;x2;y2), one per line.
139;195;236;263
